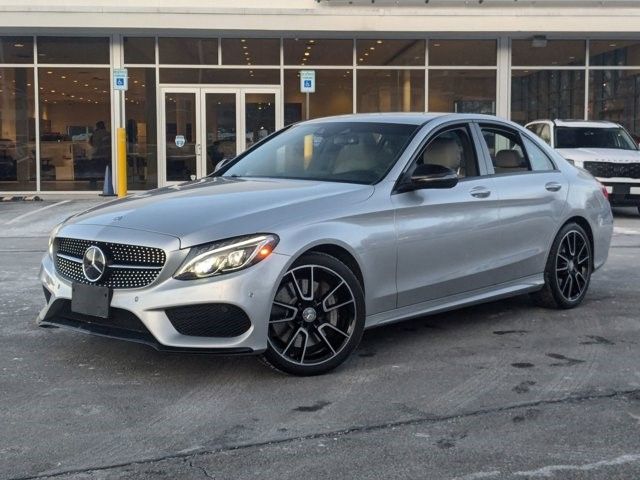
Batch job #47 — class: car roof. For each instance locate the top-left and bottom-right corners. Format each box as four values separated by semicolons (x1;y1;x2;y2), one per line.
528;119;621;129
303;112;508;126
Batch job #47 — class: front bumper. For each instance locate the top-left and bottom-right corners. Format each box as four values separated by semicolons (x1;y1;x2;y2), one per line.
600;181;640;207
38;249;292;354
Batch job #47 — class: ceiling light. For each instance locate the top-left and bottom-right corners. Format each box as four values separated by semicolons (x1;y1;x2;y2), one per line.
376;40;383;44
304;52;310;56
47;71;52;74
13;43;24;48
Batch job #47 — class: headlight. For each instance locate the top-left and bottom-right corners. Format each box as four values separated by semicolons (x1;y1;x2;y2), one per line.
174;234;279;280
565;158;575;166
48;222;64;258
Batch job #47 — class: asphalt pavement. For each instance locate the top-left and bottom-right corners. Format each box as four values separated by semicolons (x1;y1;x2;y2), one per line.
1;198;639;480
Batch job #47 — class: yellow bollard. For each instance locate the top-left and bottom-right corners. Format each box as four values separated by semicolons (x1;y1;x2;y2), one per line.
116;127;127;198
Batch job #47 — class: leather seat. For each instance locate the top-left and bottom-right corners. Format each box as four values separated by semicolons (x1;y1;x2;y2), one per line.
333;133;379;174
422;137;462;174
494;150;525;173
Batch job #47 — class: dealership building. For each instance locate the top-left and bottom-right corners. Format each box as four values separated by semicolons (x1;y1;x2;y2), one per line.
1;0;640;193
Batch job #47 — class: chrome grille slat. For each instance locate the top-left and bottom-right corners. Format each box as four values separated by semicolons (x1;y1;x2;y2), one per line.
54;237;166;289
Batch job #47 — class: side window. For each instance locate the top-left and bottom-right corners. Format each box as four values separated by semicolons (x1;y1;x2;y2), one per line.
417;126;479;178
523;136;555;171
539;125;552;146
480;126;530;174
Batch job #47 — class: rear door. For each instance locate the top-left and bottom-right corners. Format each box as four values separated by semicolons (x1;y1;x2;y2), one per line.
475;122;568;282
392;122;503;307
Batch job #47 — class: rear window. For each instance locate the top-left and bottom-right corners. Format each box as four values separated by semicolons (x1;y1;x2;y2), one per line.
555;127;637;150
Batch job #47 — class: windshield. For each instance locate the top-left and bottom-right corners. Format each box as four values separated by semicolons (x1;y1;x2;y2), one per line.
220;121;419;184
555;126;638;150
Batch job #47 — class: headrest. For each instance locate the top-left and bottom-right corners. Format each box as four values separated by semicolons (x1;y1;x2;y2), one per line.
495;150;522;168
424;137;460;170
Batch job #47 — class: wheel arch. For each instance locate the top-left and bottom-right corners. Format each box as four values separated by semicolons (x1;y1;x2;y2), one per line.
562;215;595;258
301;243;365;295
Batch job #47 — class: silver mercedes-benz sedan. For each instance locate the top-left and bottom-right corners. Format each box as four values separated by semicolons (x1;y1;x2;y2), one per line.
39;113;613;375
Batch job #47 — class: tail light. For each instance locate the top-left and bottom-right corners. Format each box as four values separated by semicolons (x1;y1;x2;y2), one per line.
600;183;609;201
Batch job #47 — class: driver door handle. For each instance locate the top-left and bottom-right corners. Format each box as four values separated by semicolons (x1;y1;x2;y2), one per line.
470;186;491;199
545;182;562;192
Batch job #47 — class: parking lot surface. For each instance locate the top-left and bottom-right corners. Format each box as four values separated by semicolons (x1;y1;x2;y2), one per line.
1;199;640;480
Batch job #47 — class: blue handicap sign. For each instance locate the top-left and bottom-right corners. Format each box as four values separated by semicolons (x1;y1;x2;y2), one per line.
116;78;124;86
304;80;312;88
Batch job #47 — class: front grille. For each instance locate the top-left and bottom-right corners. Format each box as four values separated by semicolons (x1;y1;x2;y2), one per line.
583;161;640;179
54;237;166;289
165;304;252;338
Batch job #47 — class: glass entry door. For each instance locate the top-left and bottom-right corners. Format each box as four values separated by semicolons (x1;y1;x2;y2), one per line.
161;87;280;184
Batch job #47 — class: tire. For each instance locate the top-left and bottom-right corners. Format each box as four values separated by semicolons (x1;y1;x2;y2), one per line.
531;222;593;309
260;252;365;376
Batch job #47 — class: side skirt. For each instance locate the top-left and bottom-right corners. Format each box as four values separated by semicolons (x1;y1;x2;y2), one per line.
365;273;544;329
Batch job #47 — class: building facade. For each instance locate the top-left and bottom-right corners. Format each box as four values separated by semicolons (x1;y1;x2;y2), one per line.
1;0;640;193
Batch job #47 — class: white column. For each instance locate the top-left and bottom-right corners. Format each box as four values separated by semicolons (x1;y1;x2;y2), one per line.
496;36;511;120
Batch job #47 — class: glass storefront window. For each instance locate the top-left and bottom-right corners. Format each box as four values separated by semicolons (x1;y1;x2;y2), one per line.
356;39;425;66
37;37;110;64
38;68;111;191
429;70;496;114
589;69;640;138
160;68;279;84
284;39;352;66
222;38;280;66
0;37;34;64
0;68;36;191
124;37;155;64
511;70;584;125
429;40;496;66
357;69;424;113
284;69;353;124
590;40;640;67
159;38;218;65
125;68;157;190
512;39;585;66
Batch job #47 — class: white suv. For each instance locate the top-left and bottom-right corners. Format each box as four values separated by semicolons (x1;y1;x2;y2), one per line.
526;119;640;213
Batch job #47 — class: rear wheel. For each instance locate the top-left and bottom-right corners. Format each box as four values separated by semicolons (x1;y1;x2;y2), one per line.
261;252;365;376
532;222;592;309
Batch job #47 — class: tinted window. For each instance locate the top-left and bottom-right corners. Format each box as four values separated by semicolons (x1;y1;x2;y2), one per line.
523;136;555;171
418;126;478;178
37;37;110;64
222;122;417;185
555;127;637;150
481;126;530;174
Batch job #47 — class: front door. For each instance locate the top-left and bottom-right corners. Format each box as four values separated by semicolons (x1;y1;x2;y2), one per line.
393;123;501;307
160;87;280;185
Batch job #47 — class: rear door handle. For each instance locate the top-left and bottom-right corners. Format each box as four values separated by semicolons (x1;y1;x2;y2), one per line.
545;182;562;192
470;186;491;198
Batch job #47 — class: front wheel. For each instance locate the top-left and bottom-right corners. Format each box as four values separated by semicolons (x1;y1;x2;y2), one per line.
532;222;593;309
261;252;365;376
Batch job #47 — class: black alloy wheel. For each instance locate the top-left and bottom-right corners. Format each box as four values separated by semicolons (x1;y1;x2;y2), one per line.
261;252;365;376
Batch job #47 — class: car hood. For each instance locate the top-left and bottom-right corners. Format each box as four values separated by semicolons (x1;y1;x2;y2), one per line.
556;147;640;163
67;177;375;248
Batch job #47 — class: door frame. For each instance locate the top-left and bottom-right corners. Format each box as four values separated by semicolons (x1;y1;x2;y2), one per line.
159;84;282;186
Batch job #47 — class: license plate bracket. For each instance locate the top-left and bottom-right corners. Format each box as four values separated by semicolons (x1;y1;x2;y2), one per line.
71;283;112;319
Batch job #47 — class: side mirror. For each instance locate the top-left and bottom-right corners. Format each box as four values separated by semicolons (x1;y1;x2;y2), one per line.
398;164;458;192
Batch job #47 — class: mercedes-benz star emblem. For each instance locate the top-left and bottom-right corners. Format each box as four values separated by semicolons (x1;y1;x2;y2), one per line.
82;246;106;282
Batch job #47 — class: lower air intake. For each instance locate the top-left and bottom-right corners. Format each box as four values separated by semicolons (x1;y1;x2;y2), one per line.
165;303;251;338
